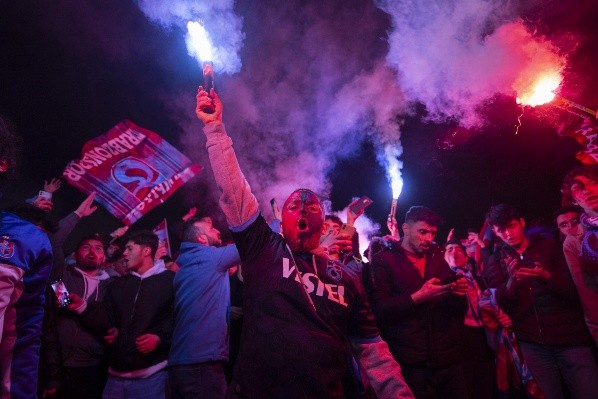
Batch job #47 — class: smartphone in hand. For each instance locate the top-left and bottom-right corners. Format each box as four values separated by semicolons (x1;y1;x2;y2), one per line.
442;274;460;285
349;196;373;214
51;279;72;307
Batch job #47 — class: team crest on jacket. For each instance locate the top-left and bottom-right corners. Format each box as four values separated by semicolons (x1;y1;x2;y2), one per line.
0;235;15;258
326;260;343;282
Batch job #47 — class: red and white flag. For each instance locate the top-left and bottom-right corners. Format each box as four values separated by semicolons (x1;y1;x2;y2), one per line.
63;120;201;225
153;219;171;258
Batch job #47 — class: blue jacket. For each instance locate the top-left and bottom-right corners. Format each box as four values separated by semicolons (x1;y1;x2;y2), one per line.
169;242;240;365
0;211;53;398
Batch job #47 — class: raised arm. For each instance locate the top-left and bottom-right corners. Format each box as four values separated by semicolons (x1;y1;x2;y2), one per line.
195;87;259;227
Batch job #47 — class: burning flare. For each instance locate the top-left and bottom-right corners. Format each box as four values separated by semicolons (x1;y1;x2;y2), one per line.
512;37;565;108
515;72;562;107
186;21;214;65
385;144;403;199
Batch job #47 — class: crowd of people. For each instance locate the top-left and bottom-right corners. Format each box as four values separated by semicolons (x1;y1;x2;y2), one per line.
1;91;598;399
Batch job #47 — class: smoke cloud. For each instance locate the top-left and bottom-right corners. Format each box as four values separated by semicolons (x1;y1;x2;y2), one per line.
165;1;408;219
151;0;568;223
135;0;244;72
333;206;382;257
376;0;567;127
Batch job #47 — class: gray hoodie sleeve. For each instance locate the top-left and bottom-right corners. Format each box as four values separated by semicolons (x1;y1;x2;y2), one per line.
203;121;259;227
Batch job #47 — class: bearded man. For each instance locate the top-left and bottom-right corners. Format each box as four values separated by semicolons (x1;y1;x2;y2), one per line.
195;87;413;399
43;234;114;398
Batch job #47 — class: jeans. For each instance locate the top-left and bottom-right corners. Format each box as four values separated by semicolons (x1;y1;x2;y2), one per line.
169;362;227;399
102;369;167;399
519;341;598;399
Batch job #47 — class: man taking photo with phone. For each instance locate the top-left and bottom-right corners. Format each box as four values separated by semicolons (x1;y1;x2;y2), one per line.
370;206;469;399
42;233;114;398
484;203;598;399
66;231;174;399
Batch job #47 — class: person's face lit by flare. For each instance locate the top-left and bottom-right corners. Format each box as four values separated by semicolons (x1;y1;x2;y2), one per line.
444;243;468;269
556;211;582;237
571;176;598;216
75;239;106;272
281;189;325;252
402;221;437;255
492;219;527;250
122;240;149;274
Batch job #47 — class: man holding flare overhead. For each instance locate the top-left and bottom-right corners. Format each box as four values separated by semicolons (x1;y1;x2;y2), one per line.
194;85;414;399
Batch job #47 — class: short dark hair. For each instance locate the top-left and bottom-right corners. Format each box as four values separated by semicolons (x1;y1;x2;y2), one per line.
365;236;394;259
561;165;598;204
76;233;107;251
324;215;342;226
126;231;159;258
552;205;582;221
485;204;522;228
181;216;211;243
404;206;442;227
444;239;466;253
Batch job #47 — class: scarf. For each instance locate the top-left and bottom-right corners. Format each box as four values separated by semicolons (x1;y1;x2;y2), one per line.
579;213;598;274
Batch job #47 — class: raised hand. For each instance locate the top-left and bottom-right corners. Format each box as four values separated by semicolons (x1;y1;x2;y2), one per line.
387;216;399;239
110;225;129;239
74;192;97;218
270;199;282;221
43;177;62;193
182;206;197;222
347;198;364;226
446;228;455;242
195;87;223;125
154;245;167;261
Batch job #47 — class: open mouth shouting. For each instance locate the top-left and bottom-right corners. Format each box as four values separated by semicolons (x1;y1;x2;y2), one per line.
297;218;309;233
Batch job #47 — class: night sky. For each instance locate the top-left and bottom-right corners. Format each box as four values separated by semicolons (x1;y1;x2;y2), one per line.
1;0;597;251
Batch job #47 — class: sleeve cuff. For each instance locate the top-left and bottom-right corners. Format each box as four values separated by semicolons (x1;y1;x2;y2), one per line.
73;299;88;314
229;211;260;232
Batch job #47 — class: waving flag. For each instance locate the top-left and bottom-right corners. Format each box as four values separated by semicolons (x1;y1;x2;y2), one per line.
63;120;201;225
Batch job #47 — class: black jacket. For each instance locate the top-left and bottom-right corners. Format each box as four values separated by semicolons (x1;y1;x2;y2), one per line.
485;236;593;346
80;268;175;373
42;212;114;390
370;242;467;368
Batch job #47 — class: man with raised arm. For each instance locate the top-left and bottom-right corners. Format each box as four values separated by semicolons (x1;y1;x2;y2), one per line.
168;216;241;398
194;87;413;398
